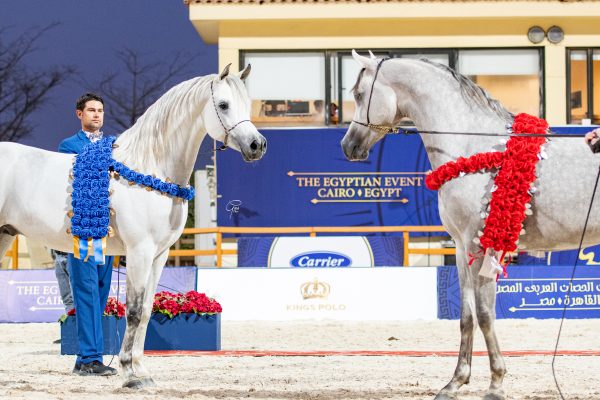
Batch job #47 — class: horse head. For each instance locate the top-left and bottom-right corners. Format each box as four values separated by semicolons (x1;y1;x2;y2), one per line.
203;64;267;162
341;50;399;161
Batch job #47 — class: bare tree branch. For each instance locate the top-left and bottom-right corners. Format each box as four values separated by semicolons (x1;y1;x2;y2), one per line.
91;47;197;132
0;23;75;142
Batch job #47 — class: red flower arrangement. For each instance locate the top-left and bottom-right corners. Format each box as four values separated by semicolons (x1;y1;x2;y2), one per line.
66;296;126;318
425;113;549;275
153;290;222;319
65;291;222;319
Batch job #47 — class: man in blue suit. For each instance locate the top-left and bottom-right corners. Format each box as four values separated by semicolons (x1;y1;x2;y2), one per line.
59;93;117;376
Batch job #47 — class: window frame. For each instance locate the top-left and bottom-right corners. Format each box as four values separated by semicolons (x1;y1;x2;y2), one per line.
566;47;598;124
241;47;545;127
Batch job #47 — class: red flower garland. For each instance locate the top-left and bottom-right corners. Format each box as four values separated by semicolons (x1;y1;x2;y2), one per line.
66;291;222;319
153;290;222;318
425;113;549;269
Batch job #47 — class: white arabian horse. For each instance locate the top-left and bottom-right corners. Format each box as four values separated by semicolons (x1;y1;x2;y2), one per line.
342;50;600;400
0;64;266;388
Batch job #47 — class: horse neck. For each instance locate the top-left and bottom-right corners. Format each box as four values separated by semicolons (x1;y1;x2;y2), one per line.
113;77;212;186
384;61;511;169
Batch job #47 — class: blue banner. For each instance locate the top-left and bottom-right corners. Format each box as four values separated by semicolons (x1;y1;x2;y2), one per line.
437;265;600;319
217;128;439;230
217;126;594;247
518;245;600;266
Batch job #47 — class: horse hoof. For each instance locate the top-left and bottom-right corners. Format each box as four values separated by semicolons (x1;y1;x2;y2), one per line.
140;377;156;387
123;378;145;389
482;390;506;400
434;391;458;400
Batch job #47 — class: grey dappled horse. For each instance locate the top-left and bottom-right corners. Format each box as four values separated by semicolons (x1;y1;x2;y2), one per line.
342;50;600;400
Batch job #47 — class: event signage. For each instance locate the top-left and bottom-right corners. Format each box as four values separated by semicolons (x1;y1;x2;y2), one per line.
0;267;197;323
216;128;439;229
438;265;600;319
237;236;404;267
196;267;438;321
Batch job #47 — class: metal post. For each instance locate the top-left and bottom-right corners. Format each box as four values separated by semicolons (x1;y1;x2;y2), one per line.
11;236;18;270
216;232;223;267
403;231;409;267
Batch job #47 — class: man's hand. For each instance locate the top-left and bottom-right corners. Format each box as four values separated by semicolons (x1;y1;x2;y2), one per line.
585;128;600;153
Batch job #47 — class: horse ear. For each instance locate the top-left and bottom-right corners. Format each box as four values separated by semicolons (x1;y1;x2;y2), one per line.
368;50;377;60
352;49;375;70
219;63;232;80
238;64;251;81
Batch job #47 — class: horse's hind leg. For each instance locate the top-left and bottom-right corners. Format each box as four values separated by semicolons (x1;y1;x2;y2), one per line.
130;249;170;387
475;275;506;400
119;244;156;389
436;246;476;400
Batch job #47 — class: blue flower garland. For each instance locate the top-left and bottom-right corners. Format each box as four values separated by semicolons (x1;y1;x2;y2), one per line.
70;136;195;263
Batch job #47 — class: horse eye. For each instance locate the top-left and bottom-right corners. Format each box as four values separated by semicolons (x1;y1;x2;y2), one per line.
218;101;229;111
355;92;362;101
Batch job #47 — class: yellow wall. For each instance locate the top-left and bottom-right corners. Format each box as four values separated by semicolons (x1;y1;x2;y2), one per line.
189;2;600;125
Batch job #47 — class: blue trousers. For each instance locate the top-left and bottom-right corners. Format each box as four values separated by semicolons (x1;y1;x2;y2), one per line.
67;254;113;365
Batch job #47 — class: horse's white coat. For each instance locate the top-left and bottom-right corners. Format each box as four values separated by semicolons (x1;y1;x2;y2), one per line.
0;65;266;388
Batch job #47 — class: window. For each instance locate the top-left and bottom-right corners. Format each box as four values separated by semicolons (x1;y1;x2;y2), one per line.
242;52;326;127
336;50;452;125
241;48;544;127
568;48;600;124
458;49;542;117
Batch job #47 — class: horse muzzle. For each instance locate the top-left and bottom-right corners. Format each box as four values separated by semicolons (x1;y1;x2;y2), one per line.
241;136;267;162
341;137;369;161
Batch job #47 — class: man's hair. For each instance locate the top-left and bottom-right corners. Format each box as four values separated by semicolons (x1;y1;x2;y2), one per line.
76;93;104;111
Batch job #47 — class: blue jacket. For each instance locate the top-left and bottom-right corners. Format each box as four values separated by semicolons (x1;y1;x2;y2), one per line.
58;130;91;154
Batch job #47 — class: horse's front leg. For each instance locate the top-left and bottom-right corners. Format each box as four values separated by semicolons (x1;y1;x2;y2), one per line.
119;243;156;389
436;246;476;400
475;273;506;400
130;249;170;385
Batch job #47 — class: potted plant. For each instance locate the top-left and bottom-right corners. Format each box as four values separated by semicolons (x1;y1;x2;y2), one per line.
60;291;222;353
145;291;222;351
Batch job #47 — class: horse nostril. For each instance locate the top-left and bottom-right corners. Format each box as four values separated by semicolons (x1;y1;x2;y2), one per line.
250;140;258;151
262;140;267;152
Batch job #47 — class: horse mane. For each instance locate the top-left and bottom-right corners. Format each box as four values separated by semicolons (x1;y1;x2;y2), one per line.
419;58;513;122
114;74;250;175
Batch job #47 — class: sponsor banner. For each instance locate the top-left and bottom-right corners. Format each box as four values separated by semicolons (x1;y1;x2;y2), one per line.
217;128;440;230
518;244;600;266
437;265;600;319
0;267;196;323
237;236;404;267
196;267;437;321
216;126;588;231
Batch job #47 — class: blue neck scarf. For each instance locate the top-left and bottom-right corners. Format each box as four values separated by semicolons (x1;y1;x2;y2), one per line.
71;136;195;263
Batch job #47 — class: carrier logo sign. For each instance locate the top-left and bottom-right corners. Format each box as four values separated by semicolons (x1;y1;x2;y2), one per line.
290;252;352;268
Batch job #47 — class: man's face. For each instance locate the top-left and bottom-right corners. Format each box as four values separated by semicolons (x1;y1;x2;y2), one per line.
76;100;104;133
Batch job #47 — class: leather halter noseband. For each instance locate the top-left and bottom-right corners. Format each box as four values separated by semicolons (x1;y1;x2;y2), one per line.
211;80;252;151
